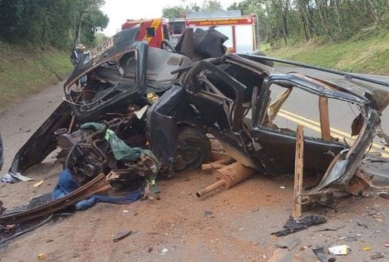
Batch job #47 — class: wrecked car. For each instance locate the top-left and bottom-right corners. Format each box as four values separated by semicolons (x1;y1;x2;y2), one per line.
6;26;235;184
147;53;389;203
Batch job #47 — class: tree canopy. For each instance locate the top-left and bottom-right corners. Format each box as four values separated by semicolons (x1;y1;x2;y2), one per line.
0;0;109;48
228;0;389;45
162;0;222;18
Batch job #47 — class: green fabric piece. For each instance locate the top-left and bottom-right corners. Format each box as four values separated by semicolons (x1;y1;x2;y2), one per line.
80;122;161;191
81;122;142;161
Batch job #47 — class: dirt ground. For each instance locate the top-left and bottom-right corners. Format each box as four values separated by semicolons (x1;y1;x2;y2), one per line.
1;83;389;262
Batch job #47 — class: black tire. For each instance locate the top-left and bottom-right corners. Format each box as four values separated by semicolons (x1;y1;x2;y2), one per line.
175;127;212;171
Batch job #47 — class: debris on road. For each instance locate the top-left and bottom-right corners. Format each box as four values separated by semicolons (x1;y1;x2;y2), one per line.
312;246;336;262
328;245;349;255
338;236;357;242
113;230;135;243
271;215;327;237
196;162;256;197
371;253;385;260
275;237;301;250
362;246;371;251
204;211;214;218
314;226;344;232
37;253;46;260
33;180;44;187
356;221;369;229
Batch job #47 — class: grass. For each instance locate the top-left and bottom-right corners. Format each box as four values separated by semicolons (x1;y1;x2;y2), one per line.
0;42;72;109
263;33;389;75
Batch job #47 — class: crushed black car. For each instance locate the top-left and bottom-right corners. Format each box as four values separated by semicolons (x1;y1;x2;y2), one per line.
147;53;389;203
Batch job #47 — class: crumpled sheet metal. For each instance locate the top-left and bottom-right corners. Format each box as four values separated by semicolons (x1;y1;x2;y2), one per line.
0;174;109;225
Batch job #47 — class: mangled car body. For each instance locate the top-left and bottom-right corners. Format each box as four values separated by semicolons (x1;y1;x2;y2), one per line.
147;53;389;202
7;25;233;183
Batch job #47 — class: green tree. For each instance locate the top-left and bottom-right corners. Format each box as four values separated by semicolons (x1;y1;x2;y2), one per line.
72;0;106;46
81;7;109;46
202;0;223;11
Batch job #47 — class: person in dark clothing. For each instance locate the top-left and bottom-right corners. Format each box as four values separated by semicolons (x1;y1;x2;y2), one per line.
70;43;86;66
70;43;87;89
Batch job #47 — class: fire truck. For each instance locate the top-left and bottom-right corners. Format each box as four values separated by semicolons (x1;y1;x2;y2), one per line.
121;18;171;49
121;10;259;54
185;10;259;53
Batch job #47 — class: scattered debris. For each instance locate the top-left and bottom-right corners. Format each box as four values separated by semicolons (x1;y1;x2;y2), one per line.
384;243;389;248
379;193;389;200
1;172;34;183
204;211;214;218
123;210;129;213
275;237;302;251
329;245;349;255
356;221;369;229
0;215;53;245
315;226;344;232
38;253;46;260
371;253;385;260
196;162;255;197
113;231;134;243
33;180;44;187
271;215;327;237
279;186;286;189
362;246;371;251
338;236;357;242
161;248;168;255
312;246;336;262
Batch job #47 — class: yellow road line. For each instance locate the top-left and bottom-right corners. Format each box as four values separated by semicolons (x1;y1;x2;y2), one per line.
280;109;384;150
278;109;389;158
280;109;351;138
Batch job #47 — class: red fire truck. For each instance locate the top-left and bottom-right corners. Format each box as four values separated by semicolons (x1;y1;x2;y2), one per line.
121;11;259;54
185;14;258;53
121;18;171;49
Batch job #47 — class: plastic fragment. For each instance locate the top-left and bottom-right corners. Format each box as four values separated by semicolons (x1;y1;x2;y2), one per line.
34;180;44;187
329;245;349;255
362;246;371;251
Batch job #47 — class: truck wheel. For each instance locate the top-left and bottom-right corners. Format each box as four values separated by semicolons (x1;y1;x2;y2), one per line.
175;127;212;171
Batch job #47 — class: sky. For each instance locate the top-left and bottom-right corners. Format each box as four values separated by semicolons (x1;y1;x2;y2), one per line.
101;0;241;36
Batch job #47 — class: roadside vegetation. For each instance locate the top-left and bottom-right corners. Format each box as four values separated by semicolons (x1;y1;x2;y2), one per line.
0;0;108;109
0;42;72;108
264;32;389;74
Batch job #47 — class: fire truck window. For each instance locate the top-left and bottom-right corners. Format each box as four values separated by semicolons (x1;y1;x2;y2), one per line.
235;25;254;53
146;27;156;37
163;24;170;40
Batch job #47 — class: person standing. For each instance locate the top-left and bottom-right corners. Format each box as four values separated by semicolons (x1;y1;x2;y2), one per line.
70;43;87;89
70;43;86;66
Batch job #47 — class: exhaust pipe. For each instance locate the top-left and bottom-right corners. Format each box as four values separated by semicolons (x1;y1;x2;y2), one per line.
196;162;256;197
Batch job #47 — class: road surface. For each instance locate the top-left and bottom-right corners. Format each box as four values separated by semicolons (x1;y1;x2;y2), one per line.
1;69;389;262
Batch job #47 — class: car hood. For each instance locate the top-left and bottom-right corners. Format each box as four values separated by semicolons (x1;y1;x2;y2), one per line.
64;25;140;90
